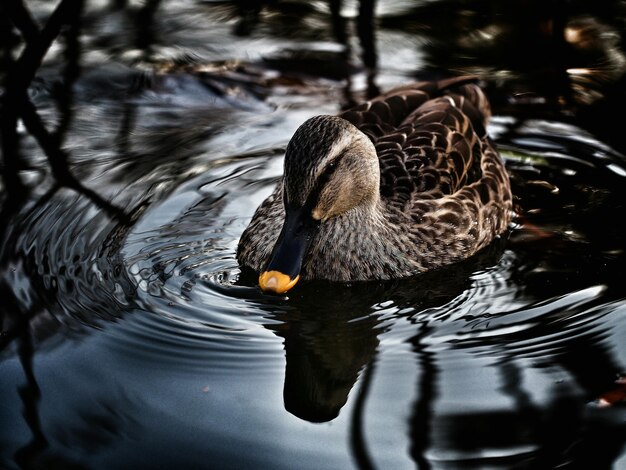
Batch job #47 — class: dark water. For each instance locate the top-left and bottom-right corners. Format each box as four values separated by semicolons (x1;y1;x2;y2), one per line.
2;1;626;469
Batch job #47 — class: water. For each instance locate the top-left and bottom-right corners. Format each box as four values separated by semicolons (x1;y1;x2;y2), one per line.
2;1;626;469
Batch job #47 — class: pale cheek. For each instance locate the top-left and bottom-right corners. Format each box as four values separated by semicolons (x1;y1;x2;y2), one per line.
312;185;341;220
312;198;339;222
313;175;369;221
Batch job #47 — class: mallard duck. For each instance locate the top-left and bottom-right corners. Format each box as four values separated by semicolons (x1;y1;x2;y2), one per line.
237;76;513;294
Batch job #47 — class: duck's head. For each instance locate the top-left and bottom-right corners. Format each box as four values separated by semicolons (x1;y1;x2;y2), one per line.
259;115;379;294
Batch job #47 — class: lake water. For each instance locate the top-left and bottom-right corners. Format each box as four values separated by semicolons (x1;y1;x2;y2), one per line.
1;1;626;469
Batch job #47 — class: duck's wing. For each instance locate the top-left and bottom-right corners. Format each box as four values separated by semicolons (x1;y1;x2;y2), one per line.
339;76;495;211
339;76;489;138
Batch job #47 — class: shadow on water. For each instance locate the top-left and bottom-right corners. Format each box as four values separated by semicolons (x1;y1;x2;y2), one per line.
2;0;626;469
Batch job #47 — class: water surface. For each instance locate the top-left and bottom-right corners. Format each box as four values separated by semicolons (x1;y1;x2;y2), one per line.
2;1;626;469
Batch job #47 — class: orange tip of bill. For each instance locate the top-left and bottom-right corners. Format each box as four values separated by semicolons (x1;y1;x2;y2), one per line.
259;270;300;294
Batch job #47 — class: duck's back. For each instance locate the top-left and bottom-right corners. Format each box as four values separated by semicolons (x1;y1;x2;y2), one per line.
339;76;497;211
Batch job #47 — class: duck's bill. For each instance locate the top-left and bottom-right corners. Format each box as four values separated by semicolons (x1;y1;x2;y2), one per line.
259;207;318;294
259;270;300;294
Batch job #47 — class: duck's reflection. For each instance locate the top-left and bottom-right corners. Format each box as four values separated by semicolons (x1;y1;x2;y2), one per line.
251;238;503;424
259;284;384;423
276;293;381;423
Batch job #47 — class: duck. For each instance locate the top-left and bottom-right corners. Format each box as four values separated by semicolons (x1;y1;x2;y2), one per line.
237;76;513;294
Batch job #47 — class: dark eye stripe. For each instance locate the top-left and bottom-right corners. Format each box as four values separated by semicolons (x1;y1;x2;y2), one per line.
302;159;340;211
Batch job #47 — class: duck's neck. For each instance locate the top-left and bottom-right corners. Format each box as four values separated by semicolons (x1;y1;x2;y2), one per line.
303;201;422;281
